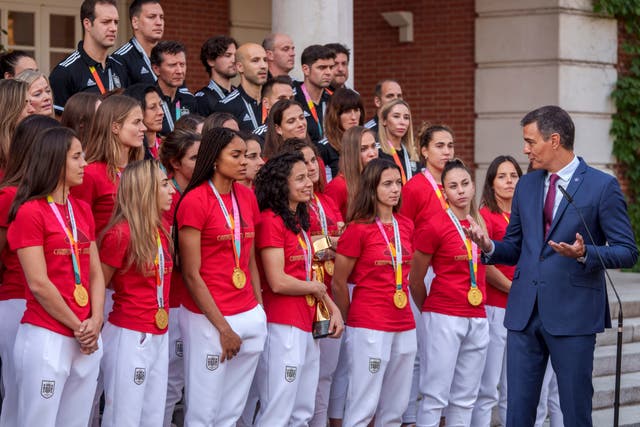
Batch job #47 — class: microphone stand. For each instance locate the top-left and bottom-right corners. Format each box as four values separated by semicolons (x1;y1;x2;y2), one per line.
558;185;623;427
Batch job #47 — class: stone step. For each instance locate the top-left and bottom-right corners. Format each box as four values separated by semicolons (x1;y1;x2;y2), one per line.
597;317;640;346
593;371;640;409
607;272;640;319
592;405;640;427
593;341;640;377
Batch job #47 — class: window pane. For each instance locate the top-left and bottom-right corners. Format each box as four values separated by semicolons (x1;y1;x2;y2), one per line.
50;51;71;68
8;11;35;46
50;15;76;49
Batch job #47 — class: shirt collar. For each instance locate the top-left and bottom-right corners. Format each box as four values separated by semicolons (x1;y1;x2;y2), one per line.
547;155;579;184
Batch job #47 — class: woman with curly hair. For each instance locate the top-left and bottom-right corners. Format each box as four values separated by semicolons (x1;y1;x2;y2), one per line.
253;152;344;426
317;88;364;180
175;127;266;426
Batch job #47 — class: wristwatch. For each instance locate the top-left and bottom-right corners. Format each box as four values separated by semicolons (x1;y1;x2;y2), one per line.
576;248;587;264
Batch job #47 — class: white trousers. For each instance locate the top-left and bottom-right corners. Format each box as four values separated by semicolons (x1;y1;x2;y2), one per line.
182;305;267;427
343;327;417;427
310;334;343;427
13;323;102;427
470;305;507;427
327;283;355;420
417;312;489;427
255;323;320;427
0;298;25;427
164;305;185;427
100;322;168;427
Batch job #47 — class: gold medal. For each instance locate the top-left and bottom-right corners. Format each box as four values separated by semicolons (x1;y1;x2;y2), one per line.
467;287;483;306
155;307;169;329
306;294;316;306
393;289;408;309
323;259;335;276
73;284;89;307
232;267;246;289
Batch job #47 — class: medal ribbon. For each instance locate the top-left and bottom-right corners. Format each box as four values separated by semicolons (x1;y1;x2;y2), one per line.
47;196;82;286
300;83;323;138
88;66;108;95
423;169;448;210
375;217;403;291
297;229;313;281
171;177;182;194
155;232;165;309
310;194;328;235
131;37;157;82
175;101;181;121
502;212;510;224
386;141;413;184
208;181;241;269
446;209;478;289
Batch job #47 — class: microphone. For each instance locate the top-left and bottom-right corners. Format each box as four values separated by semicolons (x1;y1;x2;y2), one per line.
558;184;624;427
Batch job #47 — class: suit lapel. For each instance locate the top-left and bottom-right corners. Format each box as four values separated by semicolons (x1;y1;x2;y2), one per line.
531;171;545;246
546;159;587;239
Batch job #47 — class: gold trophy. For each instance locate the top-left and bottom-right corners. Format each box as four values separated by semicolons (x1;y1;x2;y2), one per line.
311;260;331;339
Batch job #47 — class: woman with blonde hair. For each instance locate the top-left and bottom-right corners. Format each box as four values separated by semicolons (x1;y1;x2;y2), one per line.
15;69;54;117
324;126;378;219
72;94;146;235
99;159;175;427
377;99;418;184
0;79;35;171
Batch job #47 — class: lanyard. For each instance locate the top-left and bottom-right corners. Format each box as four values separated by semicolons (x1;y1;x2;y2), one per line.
297;229;312;281
386;141;412;184
423;169;448;210
241;97;259;129
171;177;182;194
131;37;157;82
47;196;81;285
300;83;323;138
208;180;242;268
88;65;113;95
310;194;328;235
446;209;478;289
261;102;267;124
375;216;403;290
155;232;165;308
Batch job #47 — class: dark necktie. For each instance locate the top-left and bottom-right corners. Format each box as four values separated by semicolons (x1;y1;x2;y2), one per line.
544;173;560;235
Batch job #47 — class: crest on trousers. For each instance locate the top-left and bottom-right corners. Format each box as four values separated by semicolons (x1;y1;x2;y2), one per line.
206;354;219;371
40;380;55;399
134;368;146;385
175;339;183;357
285;365;297;383
369;358;381;374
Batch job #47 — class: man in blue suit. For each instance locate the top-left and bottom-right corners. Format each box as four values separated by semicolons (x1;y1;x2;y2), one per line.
465;105;638;426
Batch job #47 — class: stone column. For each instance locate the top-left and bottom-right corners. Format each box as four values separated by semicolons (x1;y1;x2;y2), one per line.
272;0;354;85
474;0;618;185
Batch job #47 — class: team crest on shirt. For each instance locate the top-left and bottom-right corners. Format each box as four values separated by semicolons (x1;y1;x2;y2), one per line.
40;380;55;399
206;354;219;371
369;358;381;373
285;365;297;382
175;339;183;357
134;368;146;385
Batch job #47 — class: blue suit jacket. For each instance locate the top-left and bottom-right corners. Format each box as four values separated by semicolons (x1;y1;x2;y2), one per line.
488;158;638;336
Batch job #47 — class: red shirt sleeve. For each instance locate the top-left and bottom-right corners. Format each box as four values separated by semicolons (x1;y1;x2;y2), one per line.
99;223;128;269
0;187;16;228
256;211;285;249
414;221;440;255
176;188;208;231
337;222;362;258
8;202;44;249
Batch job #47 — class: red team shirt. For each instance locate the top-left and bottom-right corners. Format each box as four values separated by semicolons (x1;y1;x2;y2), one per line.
0;186;26;300
8;197;95;337
100;222;173;334
414;210;487;318
337;216;415;331
324;174;348;220
400;172;447;230
309;193;343;295
256;209;316;332
176;181;259;316
71;162;119;234
479;207;512;309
